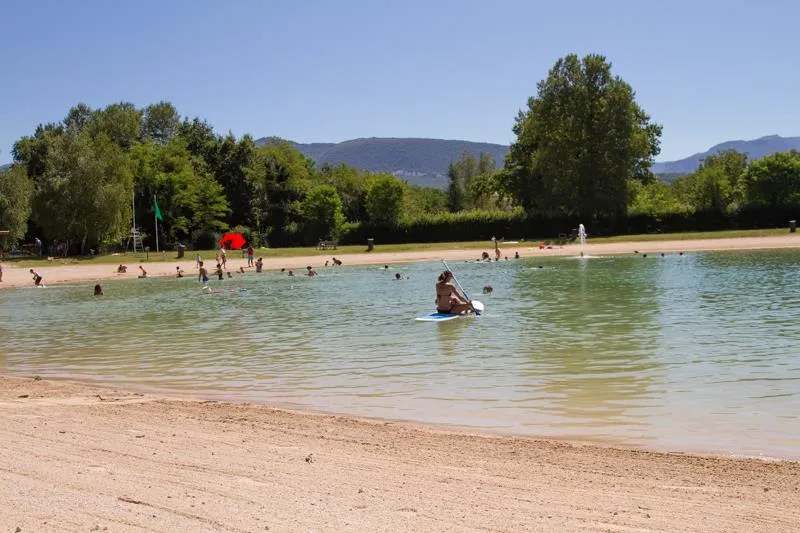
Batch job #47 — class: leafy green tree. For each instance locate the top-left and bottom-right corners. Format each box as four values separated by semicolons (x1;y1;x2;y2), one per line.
316;163;376;221
212;134;256;227
504;53;662;218
12;123;65;180
0;165;33;247
32;132;133;252
628;179;686;215
447;151;477;211
85;102;142;150
246;140;312;245
404;184;448;218
740;151;800;208
63;103;93;134
192;175;231;233
300;185;345;242
142;101;181;144
366;174;405;226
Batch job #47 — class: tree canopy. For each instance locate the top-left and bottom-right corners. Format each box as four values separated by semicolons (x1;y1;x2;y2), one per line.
504;54;662;220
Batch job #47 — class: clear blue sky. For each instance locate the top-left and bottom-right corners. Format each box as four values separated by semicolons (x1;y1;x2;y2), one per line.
2;0;799;164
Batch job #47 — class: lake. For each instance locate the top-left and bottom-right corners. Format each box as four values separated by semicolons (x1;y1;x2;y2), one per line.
1;249;798;459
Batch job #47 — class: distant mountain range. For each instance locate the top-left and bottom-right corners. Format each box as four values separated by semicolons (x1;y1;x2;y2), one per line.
651;135;800;177
257;134;800;188
5;134;798;188
255;137;509;189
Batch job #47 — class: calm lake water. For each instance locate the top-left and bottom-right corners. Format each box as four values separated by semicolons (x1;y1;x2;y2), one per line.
2;250;799;458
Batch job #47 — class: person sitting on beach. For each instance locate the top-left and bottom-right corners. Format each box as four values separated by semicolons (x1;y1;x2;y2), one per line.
138;266;147;278
306;265;317;277
29;269;44;286
176;266;185;278
94;284;103;296
255;257;263;273
198;261;209;284
435;270;472;315
481;251;490;261
332;257;342;266
117;264;128;273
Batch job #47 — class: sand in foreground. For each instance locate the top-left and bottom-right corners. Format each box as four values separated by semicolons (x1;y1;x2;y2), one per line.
1;376;798;532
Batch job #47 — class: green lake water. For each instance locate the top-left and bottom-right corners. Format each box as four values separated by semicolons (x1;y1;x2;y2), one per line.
1;250;799;458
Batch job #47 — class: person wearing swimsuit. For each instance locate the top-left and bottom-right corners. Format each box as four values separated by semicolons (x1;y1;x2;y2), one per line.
435;270;472;314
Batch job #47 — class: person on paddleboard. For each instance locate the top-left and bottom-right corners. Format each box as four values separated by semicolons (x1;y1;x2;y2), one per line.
435;270;472;315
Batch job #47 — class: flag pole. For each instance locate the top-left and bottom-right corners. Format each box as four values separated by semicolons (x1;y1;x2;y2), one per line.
154;194;159;253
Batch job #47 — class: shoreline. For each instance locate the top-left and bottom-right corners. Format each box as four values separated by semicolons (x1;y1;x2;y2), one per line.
2;234;799;289
1;375;798;532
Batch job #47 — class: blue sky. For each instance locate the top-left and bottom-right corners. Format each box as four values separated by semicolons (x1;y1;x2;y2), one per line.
2;0;799;164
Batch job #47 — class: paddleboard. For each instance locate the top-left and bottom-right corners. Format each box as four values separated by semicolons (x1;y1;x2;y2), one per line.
415;301;484;322
415;313;462;322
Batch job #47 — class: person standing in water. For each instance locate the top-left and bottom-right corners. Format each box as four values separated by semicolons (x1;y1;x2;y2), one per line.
94;284;103;296
435;270;472;314
29;268;43;286
246;244;254;267
198;261;209;284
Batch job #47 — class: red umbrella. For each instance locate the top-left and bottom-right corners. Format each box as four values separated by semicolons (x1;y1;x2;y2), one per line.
219;233;246;250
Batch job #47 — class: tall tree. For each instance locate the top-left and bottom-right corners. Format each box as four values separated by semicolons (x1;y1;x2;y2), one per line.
142;101;181;144
246;141;312;245
32;132;133;252
299;185;345;243
85;102;142;150
366;174;405;226
0;165;33;247
504;54;662;219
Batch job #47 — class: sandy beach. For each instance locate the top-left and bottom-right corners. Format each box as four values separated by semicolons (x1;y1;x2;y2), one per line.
3;235;800;531
1;376;799;532
2;234;799;289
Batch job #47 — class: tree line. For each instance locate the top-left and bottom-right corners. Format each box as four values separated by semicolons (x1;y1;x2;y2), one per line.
2;53;798;253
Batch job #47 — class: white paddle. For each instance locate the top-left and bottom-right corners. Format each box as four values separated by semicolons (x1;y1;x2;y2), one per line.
442;259;482;316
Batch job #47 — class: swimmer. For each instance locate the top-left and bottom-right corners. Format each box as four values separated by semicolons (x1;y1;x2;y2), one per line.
306;265;317;277
514;251;520;259
395;272;402;280
288;270;295;277
94;284;103;296
255;257;263;273
483;285;493;295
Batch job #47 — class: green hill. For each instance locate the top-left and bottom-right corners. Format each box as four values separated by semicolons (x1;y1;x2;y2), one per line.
255;137;509;189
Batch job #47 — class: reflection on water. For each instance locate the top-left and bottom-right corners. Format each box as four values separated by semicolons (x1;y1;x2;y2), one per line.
1;250;799;458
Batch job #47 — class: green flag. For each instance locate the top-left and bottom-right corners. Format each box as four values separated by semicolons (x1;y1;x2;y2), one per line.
153;196;163;221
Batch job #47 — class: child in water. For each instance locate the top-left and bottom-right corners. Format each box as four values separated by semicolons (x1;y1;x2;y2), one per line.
94;284;103;296
198;261;209;283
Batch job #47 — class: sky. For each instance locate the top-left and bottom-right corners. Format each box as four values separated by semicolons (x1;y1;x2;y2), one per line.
2;0;800;164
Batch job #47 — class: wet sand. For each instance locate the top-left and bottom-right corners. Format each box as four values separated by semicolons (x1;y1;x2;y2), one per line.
2;234;799;289
1;376;798;532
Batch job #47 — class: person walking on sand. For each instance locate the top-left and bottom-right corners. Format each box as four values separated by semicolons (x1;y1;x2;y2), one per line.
0;261;3;282
219;247;227;270
492;236;501;261
29;268;43;287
